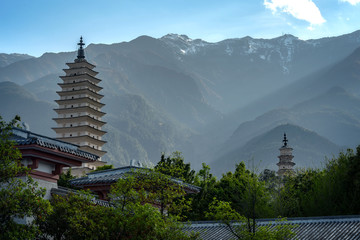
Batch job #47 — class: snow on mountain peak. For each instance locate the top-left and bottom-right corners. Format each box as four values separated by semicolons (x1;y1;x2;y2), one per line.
160;34;211;55
162;34;192;42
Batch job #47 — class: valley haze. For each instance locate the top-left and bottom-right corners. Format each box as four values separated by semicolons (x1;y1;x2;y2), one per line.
1;30;360;176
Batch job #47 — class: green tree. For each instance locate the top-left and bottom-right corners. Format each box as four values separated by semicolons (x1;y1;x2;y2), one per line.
155;151;196;184
107;170;199;239
274;168;321;217
288;147;360;217
215;162;250;213
185;163;217;220
0;115;51;240
37;192;110;240
115;169;189;218
242;169;273;233
0;115;23;181
92;164;114;172
317;147;360;215
57;168;78;189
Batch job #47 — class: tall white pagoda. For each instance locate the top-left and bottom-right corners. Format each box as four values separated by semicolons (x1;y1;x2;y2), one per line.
277;133;295;176
53;37;106;165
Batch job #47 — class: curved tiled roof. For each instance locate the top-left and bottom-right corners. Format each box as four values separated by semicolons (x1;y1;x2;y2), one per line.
12;127;98;161
71;172;128;186
183;215;360;240
70;166;201;192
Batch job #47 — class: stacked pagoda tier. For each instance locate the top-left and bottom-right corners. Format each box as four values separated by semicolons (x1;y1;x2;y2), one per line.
53;37;106;159
276;133;295;176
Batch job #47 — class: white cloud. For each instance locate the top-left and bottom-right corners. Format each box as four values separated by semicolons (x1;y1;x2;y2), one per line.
307;26;315;31
340;0;360;5
264;0;326;26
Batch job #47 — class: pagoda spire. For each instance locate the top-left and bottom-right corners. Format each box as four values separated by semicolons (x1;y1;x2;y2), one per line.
77;36;85;60
283;133;288;147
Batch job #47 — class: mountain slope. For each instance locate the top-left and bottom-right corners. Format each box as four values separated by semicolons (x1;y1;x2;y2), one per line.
103;93;193;165
2;31;360;114
210;124;340;176
0;81;55;136
0;52;73;85
1;31;360;169
160;31;360;111
227;87;360;152
0;81;193;167
232;45;360;123
202;44;360;159
0;53;34;68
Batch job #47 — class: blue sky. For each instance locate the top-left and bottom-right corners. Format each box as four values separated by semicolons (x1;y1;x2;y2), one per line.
1;0;360;57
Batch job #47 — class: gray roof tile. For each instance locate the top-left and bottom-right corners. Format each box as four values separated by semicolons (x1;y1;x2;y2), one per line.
70;166;201;192
12;127;98;161
184;216;360;240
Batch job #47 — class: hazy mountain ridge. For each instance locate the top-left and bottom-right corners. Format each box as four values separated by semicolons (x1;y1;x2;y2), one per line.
229;43;360;126
210;87;360;175
3;31;360;112
210;124;340;176
158;31;360;111
0;52;74;85
0;53;34;68
0;81;55;136
1;30;360;171
0;81;191;166
103;93;193;166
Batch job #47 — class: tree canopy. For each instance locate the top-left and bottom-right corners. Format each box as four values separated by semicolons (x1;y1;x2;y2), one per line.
2;117;360;240
0;115;51;240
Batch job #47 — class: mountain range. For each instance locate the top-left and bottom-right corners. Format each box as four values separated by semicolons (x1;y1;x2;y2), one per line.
1;30;360;175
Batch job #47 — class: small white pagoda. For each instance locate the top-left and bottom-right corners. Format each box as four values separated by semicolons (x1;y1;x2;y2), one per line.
277;133;295;176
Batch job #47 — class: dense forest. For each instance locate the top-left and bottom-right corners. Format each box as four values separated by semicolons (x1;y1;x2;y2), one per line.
2;116;360;239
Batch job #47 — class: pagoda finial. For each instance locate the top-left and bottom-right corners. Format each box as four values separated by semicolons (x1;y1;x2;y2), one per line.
283;133;288;147
77;36;85;60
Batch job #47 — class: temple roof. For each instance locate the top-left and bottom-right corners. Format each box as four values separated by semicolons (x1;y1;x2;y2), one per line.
11;127;99;161
70;166;201;193
183;215;360;240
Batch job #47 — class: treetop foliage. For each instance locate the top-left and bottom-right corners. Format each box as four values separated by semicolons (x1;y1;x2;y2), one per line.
155;151;196;184
0;115;51;239
2;113;359;239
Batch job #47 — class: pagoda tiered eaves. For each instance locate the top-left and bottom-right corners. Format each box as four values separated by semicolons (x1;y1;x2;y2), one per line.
57;135;107;146
78;145;107;157
60;73;102;85
53;37;106;159
52;125;107;136
56;89;104;99
58;80;102;92
54;106;106;117
66;61;96;69
53;116;106;127
63;67;98;76
277;133;295;176
55;97;105;108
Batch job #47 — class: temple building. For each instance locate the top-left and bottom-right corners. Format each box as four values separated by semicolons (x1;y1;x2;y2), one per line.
276;133;295;176
53;37;106;170
70;165;201;200
11;127;98;199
